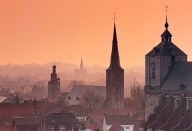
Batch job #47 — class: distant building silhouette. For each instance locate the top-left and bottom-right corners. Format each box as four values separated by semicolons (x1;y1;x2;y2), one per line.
106;22;124;109
48;65;61;103
74;57;87;80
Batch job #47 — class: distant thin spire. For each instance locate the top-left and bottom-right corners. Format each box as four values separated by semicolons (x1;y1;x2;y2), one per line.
80;56;84;69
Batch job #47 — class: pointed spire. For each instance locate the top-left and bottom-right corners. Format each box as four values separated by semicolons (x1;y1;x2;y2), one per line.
165;16;169;30
107;21;123;70
111;23;119;57
80;56;84;69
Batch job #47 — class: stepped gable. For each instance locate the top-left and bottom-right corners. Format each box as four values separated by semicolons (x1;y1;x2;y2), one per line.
161;62;192;92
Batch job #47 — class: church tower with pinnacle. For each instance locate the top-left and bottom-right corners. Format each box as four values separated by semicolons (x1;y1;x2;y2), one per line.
144;13;187;120
48;65;61;103
106;22;124;109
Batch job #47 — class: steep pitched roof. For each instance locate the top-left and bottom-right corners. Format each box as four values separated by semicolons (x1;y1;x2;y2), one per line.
0;102;37;118
105;115;134;125
66;85;106;106
45;113;80;123
160;62;192;92
146;41;187;56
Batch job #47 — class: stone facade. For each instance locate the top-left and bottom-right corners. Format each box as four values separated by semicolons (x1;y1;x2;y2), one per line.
144;91;161;121
144;17;187;121
106;69;124;109
106;23;124;109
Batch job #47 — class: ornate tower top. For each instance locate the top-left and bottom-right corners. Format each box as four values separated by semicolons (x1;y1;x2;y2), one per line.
161;6;172;42
52;65;56;73
107;22;123;70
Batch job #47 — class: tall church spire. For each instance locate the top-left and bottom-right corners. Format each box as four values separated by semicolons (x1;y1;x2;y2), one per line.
111;23;119;57
107;23;122;70
106;19;124;109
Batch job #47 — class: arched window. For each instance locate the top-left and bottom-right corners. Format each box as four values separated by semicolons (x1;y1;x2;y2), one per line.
187;99;192;109
175;98;180;108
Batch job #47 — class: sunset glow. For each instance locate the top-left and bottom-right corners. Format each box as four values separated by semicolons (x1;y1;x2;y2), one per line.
0;0;192;67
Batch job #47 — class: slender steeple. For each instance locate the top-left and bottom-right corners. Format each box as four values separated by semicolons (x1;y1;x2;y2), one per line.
80;56;84;69
107;22;122;70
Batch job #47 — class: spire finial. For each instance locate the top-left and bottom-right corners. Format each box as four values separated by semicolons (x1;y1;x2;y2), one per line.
112;12;117;23
164;6;169;29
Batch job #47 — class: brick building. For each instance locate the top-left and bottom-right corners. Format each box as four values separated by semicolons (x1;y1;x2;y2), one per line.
141;16;192;130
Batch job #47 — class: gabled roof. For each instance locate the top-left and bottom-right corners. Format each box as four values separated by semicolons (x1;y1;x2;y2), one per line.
160;62;192;92
146;41;187;56
108;125;123;131
66;85;106;106
105;115;134;125
45;113;80;123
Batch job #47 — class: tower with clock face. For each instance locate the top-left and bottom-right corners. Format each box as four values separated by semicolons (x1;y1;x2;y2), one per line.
106;22;124;109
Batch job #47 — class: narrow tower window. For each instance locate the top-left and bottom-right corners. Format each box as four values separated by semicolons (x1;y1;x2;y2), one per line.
152;67;156;78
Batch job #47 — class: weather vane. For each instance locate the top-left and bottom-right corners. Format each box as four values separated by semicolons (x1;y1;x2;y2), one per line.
112;12;117;22
164;6;169;16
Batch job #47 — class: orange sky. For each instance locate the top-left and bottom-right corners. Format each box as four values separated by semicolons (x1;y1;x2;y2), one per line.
0;0;192;68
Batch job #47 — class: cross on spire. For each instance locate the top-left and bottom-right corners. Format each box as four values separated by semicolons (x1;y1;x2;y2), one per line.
164;6;169;29
164;6;169;16
112;13;117;22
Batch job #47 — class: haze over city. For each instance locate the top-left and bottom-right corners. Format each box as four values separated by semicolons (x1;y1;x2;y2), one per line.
0;0;192;68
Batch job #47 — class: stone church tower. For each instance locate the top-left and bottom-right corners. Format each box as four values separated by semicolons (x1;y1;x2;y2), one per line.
106;23;124;109
48;65;61;103
144;16;187;120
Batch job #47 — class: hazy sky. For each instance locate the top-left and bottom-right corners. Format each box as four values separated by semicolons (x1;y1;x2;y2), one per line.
0;0;192;68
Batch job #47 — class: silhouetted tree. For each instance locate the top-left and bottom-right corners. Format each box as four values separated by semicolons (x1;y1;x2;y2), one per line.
80;89;104;111
130;84;145;111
